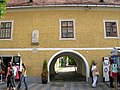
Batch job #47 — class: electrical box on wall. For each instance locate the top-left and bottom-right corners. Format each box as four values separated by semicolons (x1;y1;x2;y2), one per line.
32;30;39;45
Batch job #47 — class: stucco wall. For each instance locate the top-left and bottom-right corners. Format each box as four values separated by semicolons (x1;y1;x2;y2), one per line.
0;8;120;77
0;50;110;77
0;9;120;48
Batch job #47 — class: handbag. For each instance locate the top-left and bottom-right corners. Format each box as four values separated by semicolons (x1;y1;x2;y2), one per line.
95;71;100;76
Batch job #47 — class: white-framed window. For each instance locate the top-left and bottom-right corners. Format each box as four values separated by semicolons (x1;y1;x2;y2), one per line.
0;20;14;40
59;19;76;40
104;20;119;38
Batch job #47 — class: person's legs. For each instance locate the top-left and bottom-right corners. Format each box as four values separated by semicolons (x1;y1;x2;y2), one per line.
23;77;28;90
6;77;10;90
6;78;10;90
92;75;98;87
11;76;16;90
110;76;114;88
7;76;11;90
109;71;114;88
13;76;16;86
17;76;23;89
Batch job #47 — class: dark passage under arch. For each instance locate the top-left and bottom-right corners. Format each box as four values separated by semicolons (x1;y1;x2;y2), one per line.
49;52;86;82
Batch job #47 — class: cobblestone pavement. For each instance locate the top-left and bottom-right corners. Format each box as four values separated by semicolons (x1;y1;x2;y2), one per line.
0;81;114;90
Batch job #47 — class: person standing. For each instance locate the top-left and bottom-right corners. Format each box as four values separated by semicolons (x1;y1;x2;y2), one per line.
109;61;114;88
6;62;15;90
17;63;28;90
12;63;17;88
91;61;99;88
90;60;95;83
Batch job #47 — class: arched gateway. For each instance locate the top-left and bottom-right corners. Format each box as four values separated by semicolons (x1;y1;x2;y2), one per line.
48;50;90;82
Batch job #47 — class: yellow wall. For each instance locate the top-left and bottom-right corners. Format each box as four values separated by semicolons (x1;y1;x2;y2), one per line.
1;9;120;48
0;50;110;77
0;8;120;77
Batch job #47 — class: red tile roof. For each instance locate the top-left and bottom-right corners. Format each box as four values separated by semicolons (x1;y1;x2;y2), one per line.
7;0;120;7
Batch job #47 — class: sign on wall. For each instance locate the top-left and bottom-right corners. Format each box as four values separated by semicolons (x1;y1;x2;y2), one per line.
32;30;39;45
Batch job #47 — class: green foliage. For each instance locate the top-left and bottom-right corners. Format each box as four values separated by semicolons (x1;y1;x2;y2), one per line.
60;56;76;66
0;0;7;18
41;60;48;80
42;60;47;70
68;56;76;65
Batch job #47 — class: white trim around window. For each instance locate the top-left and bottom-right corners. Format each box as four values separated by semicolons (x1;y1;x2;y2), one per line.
0;20;14;40
59;19;76;40
103;20;119;39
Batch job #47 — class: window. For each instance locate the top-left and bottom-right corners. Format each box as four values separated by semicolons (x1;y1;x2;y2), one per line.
0;21;13;40
104;20;119;38
60;19;75;40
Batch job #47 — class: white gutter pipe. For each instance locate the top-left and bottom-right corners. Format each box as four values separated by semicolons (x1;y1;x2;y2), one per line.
6;4;120;9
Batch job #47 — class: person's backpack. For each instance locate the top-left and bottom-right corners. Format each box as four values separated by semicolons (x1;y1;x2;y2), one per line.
9;67;14;76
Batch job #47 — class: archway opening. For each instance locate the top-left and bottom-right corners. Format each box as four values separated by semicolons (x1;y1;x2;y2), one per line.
48;50;89;82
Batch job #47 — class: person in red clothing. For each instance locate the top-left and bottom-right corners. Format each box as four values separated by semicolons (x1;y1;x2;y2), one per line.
109;61;114;88
6;62;15;90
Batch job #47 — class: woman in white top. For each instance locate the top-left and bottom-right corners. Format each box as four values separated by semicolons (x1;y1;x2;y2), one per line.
91;61;99;88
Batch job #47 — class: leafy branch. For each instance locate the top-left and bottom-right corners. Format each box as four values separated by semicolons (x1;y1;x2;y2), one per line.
0;0;8;18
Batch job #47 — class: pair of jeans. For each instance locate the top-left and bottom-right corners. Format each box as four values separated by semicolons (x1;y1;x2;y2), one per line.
17;76;28;90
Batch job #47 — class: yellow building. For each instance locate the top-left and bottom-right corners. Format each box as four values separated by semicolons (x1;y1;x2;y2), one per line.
0;0;120;82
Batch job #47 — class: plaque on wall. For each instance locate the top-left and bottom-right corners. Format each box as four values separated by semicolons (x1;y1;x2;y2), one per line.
32;30;39;45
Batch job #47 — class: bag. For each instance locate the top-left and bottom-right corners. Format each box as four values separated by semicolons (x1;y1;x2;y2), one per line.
95;71;100;76
9;67;14;76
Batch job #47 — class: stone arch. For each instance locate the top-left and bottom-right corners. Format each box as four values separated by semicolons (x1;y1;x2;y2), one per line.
48;50;90;82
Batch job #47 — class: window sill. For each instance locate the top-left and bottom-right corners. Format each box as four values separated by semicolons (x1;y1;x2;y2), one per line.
59;38;76;40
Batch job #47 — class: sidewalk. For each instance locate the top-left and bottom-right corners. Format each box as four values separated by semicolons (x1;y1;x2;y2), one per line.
0;77;114;90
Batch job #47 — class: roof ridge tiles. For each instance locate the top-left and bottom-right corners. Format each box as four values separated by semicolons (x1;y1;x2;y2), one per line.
7;0;120;7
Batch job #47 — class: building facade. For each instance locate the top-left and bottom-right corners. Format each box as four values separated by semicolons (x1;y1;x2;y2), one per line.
0;0;120;82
